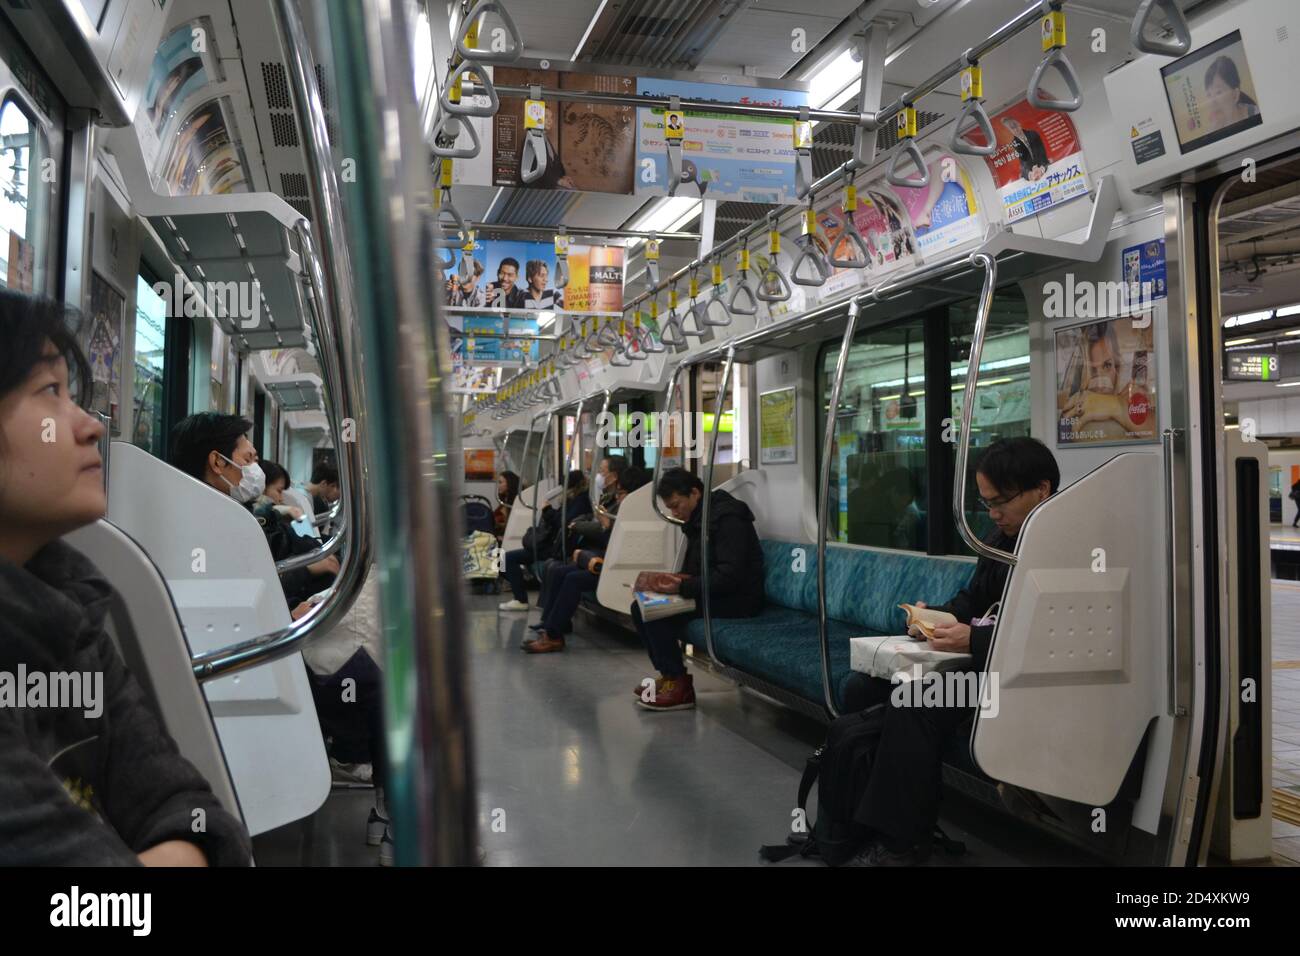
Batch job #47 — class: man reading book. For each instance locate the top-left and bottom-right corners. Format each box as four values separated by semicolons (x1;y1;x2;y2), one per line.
632;468;764;711
841;436;1058;866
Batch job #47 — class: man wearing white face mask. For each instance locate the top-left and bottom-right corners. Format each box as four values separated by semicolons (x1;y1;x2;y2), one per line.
170;413;339;608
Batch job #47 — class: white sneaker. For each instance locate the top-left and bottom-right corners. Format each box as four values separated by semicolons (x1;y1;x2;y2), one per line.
329;756;373;784
498;599;529;611
366;807;388;846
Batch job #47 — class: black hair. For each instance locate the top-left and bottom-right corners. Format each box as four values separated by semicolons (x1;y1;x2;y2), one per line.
499;257;520;273
1204;55;1258;110
311;461;339;485
170;413;254;481
498;469;520;505
525;259;548;285
566;469;586;492
656;467;703;500
603;454;628;478
975;437;1060;497
260;460;289;492
0;290;91;410
621;465;649;494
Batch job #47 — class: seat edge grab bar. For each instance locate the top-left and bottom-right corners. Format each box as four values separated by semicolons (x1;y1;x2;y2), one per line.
588;389;615;519
699;345;736;666
650;364;688;527
815;299;864;720
198;0;373;681
952;251;1016;566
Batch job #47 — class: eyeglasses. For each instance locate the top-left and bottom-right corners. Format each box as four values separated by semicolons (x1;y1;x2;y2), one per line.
977;490;1023;512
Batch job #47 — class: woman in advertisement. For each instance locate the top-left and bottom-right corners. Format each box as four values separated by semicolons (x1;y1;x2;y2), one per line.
1204;55;1260;132
1058;321;1150;441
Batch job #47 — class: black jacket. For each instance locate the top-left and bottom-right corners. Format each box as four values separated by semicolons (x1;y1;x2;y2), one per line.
250;501;331;608
0;541;252;865
678;490;764;618
523;491;593;561
568;491;620;554
935;528;1014;671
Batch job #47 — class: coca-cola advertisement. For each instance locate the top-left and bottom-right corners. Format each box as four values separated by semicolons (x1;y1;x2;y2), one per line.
1055;317;1157;446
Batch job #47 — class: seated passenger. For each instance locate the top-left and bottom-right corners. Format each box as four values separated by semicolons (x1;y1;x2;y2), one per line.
498;469;590;612
632;468;764;711
840;436;1058;866
494;469;520;542
523;463;648;654
0;291;250;865
307;461;341;529
169;413;339;609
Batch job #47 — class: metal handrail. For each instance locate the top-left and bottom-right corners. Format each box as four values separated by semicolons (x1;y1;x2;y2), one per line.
698;345;736;665
524;406;553;510
312;499;342;529
650;363;688;527
587;389;616;519
529;407;555;569
814;298;863;719
195;0;372;681
951;252;1015;564
559;397;587;560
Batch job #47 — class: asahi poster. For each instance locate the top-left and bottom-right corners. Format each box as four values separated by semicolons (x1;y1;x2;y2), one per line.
445;237;624;314
1055;318;1156;446
961;97;1090;223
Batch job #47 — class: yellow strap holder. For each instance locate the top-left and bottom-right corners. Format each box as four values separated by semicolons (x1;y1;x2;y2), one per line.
738;248;750;272
689;277;699;299
711;263;724;285
649;300;658;319
668;288;678;309
769;230;780;255
960;65;983;102
1041;8;1066;51
844;183;857;212
896;105;918;140
802;209;817;237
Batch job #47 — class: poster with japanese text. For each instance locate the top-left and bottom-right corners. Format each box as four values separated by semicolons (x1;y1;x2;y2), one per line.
883;149;984;255
444;238;625;314
960;97;1090;223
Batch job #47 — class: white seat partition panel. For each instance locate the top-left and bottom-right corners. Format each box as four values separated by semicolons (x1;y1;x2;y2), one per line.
597;483;684;613
972;453;1164;807
502;481;558;552
64;520;243;825
715;469;770;537
104;443;330;835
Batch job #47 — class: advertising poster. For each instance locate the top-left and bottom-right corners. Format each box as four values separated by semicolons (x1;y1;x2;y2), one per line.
444;237;624;314
85;273;125;434
1121;239;1168;302
1055;318;1156;446
1160;30;1262;153
452;314;539;367
961;97;1090;223
884;150;984;255
158;99;249;196
464;448;496;482
493;68;637;193
449;341;502;394
634;78;809;203
759;387;796;464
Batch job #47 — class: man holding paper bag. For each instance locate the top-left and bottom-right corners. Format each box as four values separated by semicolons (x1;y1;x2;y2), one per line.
843;437;1059;866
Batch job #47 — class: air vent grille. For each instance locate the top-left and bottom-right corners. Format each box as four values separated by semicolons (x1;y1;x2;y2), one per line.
270;111;299;147
262;61;291;110
281;172;308;196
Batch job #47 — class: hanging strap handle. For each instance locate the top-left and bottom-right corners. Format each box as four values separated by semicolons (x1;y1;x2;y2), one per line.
1027;3;1082;112
627;313;648;360
432;113;481;159
794;106;814;200
455;0;523;64
755;222;791;303
727;240;759;316
886;105;929;188
441;59;500;118
1130;0;1191;57
553;229;570;289
640;305;666;353
644;235;661;287
664;95;684;197
950;62;996;157
829;174;870;269
520;86;548;183
660;286;688;347
702;261;732;326
458;228;476;283
791;204;830;287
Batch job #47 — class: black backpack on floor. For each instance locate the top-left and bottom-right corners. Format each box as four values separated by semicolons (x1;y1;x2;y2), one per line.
760;704;965;866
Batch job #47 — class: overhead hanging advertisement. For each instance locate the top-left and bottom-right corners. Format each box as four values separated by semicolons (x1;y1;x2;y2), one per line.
634;78;810;203
884;149;984;255
1055;317;1157;446
960;97;1090;224
449;347;502;394
450;315;540;367
492;68;637;193
443;238;625;314
821;184;921;297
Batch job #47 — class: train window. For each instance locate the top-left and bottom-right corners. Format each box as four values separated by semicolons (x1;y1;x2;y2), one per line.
820;317;929;551
132;273;169;456
947;288;1031;555
0;96;49;294
693;361;751;486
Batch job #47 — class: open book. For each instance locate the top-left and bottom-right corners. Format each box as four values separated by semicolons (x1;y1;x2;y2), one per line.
632;570;695;621
897;603;958;639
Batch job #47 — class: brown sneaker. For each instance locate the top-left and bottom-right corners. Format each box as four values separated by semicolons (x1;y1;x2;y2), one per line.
633;676;664;699
636;674;694;711
523;634;565;654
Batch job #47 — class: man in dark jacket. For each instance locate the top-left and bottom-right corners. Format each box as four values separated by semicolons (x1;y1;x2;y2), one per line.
844;436;1058;866
170;413;338;609
1002;117;1050;182
632;468;764;711
524;462;646;654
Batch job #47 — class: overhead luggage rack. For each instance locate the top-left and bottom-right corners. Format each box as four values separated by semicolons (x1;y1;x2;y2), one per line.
260;373;324;412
